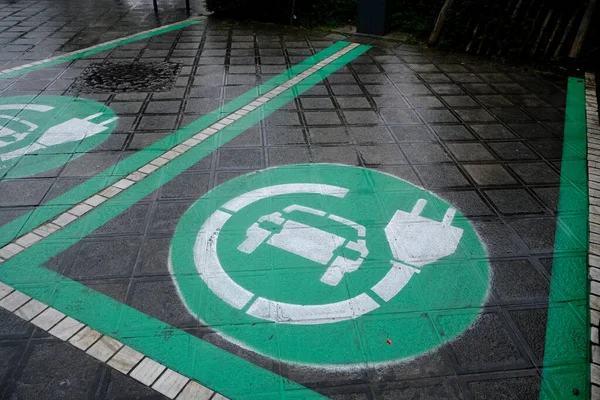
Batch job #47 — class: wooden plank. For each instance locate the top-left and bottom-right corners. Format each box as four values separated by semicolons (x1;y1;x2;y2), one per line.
555;10;578;58
428;0;455;46
570;0;598;58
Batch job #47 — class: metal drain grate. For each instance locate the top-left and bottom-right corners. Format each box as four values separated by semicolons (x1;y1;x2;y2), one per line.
74;62;181;93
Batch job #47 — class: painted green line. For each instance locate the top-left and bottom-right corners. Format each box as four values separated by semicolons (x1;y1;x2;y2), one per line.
539;77;590;400
0;19;200;81
0;40;351;247
0;44;370;399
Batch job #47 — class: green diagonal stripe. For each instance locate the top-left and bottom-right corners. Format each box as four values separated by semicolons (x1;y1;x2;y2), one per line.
539;77;590;400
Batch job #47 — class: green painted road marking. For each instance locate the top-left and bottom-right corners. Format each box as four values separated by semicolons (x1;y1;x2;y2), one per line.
0;42;369;399
540;77;590;400
0;40;356;248
0;95;117;179
170;164;490;367
0;19;200;81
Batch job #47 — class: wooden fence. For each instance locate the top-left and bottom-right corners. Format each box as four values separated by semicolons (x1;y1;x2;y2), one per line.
429;0;598;61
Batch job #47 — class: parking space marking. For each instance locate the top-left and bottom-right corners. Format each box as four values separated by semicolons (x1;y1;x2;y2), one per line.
0;41;370;399
539;77;590;399
0;18;201;80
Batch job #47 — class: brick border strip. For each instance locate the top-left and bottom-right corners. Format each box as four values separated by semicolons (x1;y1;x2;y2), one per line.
587;72;600;399
0;280;224;400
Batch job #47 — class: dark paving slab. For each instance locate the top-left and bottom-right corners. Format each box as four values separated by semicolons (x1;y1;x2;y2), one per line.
0;5;573;399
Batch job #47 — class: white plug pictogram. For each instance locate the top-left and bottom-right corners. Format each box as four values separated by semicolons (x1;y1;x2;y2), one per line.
371;199;464;303
385;198;463;269
0;113;118;161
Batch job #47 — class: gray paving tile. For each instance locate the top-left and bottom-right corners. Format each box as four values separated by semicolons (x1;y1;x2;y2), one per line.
312;146;359;165
455;108;497;122
403;143;451;163
223;129;262;147
510;218;560;253
105;369;168;400
159;172;210;199
380;108;421;124
391;125;436;142
109;101;144;114
418;109;459;123
349;126;395;144
60;153;121;177
217;148;263;169
490;259;549;303
407;96;444;108
439;312;529;372
92;203;150;235
68;238;140;280
0;308;32;338
464;164;517;185
488;142;539;160
343;110;382;125
508;308;547;362
301;97;335;109
470;124;516;140
381;377;463;399
375;165;421;186
267;147;311;166
432;125;476;141
430;84;465;96
265;128;307;145
442;95;479;107
0;179;53;206
468;376;541;400
485;188;544;215
265;111;302;126
526;140;562;159
372;95;410;108
129;279;198;327
137;115;179;130
146;100;182;114
414;164;470;188
438;190;494;217
396;83;433;96
447;143;495;161
7;341;102;398
508;162;560;184
309;127;349;144
358;145;406;165
304;111;343;125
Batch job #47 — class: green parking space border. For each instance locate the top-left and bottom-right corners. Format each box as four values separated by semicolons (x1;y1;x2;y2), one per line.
0;41;371;399
540;77;590;400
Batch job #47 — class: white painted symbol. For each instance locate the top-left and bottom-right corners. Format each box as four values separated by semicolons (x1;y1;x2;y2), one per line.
0;104;117;161
372;199;464;302
192;184;464;325
238;204;368;286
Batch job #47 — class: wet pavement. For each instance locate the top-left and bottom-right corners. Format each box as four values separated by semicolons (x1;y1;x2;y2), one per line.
0;0;591;399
